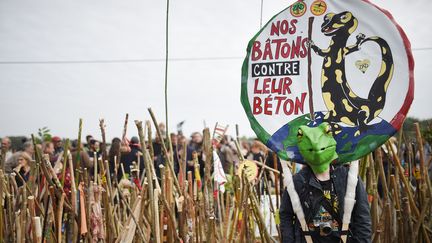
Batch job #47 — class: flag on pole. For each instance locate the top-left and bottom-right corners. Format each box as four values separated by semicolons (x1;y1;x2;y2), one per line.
212;122;229;146
213;150;227;193
194;157;202;190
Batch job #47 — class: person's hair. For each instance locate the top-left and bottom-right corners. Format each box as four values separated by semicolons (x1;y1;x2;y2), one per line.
17;151;32;163
1;137;11;144
109;137;122;161
22;141;33;151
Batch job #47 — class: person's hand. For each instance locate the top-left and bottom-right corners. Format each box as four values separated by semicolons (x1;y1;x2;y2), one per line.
13;164;23;173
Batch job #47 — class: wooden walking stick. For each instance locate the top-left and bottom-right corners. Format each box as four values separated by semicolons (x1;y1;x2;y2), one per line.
273;153;280;208
93;152;98;185
0;146;5;173
154;189;162;243
75;119;83;184
78;182;88;236
178;140;188;240
376;148;393;243
159;164;166;242
147;120;155;161
118;113;129;167
67;152;78;243
99;119;109;162
203;128;216;242
386;141;420;217
248;173;276;243
7;193;15;241
60;139;70;187
187;171;196;241
0;170;4;241
117;189;148;242
414;123;432;201
148;108;182;194
16;209;22;243
367;154;379;233
57;192;66;242
390;175;405;243
263;172;281;239
19;186;26;243
135;120;157;240
33;216;42;243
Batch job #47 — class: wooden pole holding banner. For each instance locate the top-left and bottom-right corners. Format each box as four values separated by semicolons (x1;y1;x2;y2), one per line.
307;17;315;121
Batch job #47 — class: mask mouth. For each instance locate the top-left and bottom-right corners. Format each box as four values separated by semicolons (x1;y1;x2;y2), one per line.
299;145;337;167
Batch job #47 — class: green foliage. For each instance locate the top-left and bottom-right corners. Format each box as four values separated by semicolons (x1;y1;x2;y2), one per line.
36;127;52;144
401;117;432;143
423;128;432;145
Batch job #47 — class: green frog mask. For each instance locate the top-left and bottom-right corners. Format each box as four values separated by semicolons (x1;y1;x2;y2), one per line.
297;122;338;174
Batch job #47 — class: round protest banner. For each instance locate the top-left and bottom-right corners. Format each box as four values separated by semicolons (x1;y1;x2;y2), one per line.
241;0;414;163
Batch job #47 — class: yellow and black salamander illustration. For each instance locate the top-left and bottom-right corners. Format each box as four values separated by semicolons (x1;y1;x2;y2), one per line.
308;11;394;134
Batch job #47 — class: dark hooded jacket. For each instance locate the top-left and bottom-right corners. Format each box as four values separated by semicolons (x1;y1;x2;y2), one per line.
280;164;371;243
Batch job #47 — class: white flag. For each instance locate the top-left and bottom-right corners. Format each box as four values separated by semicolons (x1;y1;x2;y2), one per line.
213;150;227;193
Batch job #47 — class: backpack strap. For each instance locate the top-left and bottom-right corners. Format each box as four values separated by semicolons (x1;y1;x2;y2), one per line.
281;161;313;243
341;160;359;243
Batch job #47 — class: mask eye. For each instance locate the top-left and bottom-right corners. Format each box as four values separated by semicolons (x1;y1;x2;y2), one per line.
325;125;332;134
297;129;303;139
341;15;347;20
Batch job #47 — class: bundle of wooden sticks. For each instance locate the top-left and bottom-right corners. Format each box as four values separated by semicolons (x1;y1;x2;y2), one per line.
0;109;431;242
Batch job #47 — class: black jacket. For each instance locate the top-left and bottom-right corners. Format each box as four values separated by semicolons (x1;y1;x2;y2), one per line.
119;145;144;180
280;165;371;243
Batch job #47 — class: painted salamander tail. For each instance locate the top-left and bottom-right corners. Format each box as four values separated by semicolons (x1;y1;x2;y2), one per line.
362;37;394;121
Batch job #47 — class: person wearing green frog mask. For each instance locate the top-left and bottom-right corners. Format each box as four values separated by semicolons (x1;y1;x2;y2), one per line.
280;122;371;243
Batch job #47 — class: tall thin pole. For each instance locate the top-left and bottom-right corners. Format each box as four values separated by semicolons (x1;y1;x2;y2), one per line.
164;0;170;134
259;0;264;28
164;0;174;169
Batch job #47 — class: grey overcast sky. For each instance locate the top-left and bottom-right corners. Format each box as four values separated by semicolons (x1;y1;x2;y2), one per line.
0;0;431;140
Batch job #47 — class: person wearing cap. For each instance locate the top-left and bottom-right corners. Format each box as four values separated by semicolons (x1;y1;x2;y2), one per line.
52;136;64;157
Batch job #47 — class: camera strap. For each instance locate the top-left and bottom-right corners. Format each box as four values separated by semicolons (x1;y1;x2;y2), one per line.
320;177;342;226
281;160;313;243
341;160;360;242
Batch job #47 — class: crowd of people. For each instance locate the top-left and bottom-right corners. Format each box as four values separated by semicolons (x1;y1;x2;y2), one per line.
0;124;282;191
2;127;431;193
